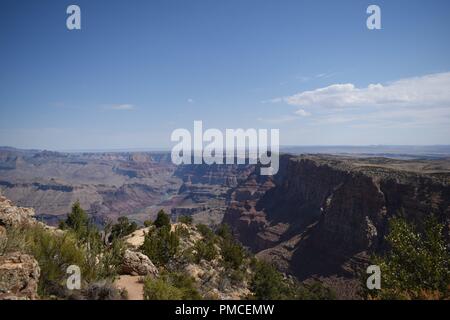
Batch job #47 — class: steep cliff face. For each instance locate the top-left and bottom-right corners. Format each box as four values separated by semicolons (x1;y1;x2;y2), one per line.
223;155;450;284
174;162;255;187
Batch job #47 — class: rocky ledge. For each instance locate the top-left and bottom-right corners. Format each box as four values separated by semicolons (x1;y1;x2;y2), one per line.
0;194;41;299
0;252;40;300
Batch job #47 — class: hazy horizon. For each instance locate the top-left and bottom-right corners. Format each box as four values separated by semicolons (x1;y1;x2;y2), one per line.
3;144;450;157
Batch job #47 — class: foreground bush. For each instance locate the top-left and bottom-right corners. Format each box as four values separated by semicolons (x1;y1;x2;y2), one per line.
24;225;86;296
143;272;201;300
62;204;125;280
193;239;217;263
221;239;245;269
367;216;450;300
250;260;289;299
1;202;126;298
140;225;180;266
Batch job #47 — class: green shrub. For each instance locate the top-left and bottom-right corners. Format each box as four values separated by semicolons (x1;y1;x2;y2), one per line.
110;216;137;239
143;272;201;300
144;220;153;227
64;201;89;238
193;239;217;263
178;215;193;225
1;201;125;299
250;260;288;300
1;225;121;298
221;239;245;269
367;216;450;300
143;277;183;300
169;272;202;299
23;224;86;296
140;225;180;266
296;281;337;300
196;223;215;241
154;210;171;229
85;233;125;281
216;223;233;241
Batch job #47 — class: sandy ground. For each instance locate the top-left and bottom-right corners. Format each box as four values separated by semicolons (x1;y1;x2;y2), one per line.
124;227;150;248
115;275;144;300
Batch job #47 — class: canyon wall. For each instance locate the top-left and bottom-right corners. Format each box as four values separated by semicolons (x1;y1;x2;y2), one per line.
223;155;450;285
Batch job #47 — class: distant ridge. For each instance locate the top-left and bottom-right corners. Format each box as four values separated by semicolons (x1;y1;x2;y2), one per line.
2;145;450;159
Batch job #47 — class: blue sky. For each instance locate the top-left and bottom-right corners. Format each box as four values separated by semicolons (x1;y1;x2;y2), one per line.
1;0;449;150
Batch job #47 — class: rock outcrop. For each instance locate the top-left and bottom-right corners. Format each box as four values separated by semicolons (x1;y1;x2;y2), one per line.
0;194;36;228
0;252;40;300
0;193;41;300
120;249;159;277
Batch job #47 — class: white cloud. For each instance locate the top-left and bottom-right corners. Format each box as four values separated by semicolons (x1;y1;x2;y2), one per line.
295;109;311;117
271;72;450;128
105;104;135;111
280;72;450;110
187;98;194;103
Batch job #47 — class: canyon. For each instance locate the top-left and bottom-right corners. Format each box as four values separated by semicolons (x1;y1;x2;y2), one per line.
1;146;449;298
0;147;249;226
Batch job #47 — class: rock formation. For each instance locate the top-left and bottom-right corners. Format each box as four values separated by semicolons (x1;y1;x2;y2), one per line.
223;155;450;297
0;192;41;300
0;252;40;300
0;193;36;228
120;249;159;277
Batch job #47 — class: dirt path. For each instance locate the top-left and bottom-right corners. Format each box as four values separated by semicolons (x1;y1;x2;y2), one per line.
115;275;144;300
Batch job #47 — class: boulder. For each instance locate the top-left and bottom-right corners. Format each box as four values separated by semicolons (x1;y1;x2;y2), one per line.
120;249;158;277
0;195;36;228
0;252;40;300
